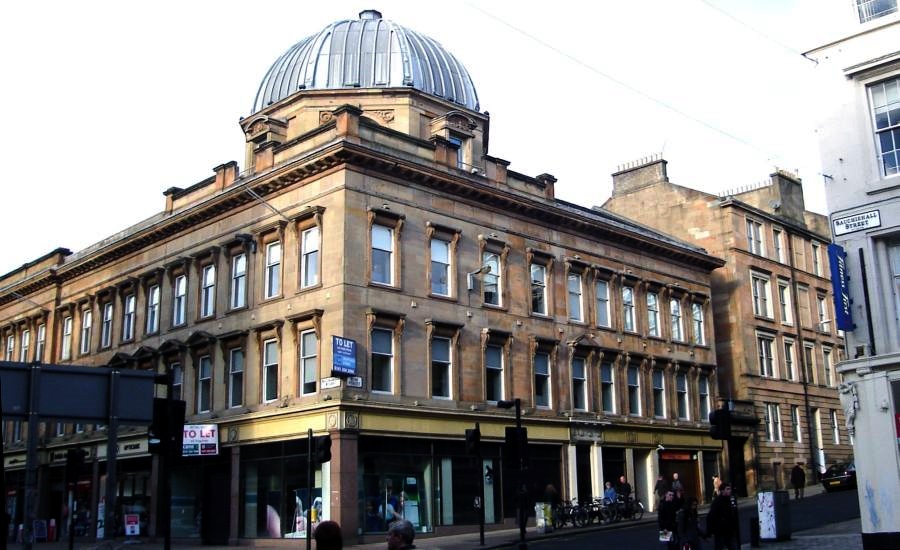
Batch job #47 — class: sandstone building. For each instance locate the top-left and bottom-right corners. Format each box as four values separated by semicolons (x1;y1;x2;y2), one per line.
605;159;850;495
1;11;724;544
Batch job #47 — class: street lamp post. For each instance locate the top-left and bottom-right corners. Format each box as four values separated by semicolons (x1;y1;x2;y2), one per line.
498;398;526;550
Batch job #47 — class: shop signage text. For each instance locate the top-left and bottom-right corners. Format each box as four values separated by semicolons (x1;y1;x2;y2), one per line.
828;243;854;331
833;210;880;236
332;336;358;377
182;424;218;456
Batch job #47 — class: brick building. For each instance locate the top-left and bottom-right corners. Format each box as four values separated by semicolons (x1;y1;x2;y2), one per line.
605;157;850;495
1;11;724;544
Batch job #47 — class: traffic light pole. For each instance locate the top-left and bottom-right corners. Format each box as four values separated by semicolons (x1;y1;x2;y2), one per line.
476;422;485;546
513;399;526;550
163;367;173;550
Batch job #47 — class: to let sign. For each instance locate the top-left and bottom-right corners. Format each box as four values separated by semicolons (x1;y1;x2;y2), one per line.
332;336;357;377
182;424;218;456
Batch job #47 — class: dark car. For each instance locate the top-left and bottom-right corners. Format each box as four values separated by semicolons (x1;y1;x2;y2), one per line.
821;462;857;492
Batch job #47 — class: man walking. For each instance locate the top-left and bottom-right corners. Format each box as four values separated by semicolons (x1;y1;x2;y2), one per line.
654;475;668;508
791;462;806;499
706;483;740;550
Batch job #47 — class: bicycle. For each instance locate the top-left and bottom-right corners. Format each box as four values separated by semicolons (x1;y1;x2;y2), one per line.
552;499;589;529
616;495;644;520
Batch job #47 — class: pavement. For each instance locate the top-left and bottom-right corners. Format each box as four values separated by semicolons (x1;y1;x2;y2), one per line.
8;485;863;549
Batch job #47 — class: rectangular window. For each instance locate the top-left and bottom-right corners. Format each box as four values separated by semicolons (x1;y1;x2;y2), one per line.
431;336;451;399
301;227;320;289
676;372;689;420
758;334;775;377
371;225;394;286
823;348;834;387
231;254;247;309
831;409;840;444
746;218;764;255
229;348;244;408
430;238;451;296
600;362;615;413
567;273;583;322
530;264;548;315
448;135;464;168
817;295;830;332
647;292;660;337
263;339;279;402
264;242;282;298
147;284;160;333
791;405;802;442
699;374;710;421
652;370;666;417
628;365;641;415
122;294;136;341
670;299;683;341
101;302;113;348
19;330;30;362
572;357;587;410
773;228;785;263
172;363;183;401
869;76;900;175
371;328;393;393
778;282;793;325
534;351;551;408
752;274;771;317
197;355;212;413
482;252;502;306
80;310;91;355
5;335;14;361
300;330;318;395
596;280;611;327
36;324;45;361
201;265;216;318
61;317;73;360
622;286;635;332
485;344;504;402
784;340;796;381
692;303;705;345
765;403;783;442
804;343;817;384
797;286;811;327
811;243;822;276
858;0;898;23
173;275;187;326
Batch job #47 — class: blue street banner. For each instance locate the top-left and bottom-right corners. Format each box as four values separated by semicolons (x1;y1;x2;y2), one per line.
828;243;854;331
332;336;358;377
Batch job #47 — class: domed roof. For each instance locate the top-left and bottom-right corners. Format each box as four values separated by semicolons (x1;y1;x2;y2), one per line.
253;10;480;113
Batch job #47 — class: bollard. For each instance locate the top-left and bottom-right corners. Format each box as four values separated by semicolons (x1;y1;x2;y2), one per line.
750;515;761;547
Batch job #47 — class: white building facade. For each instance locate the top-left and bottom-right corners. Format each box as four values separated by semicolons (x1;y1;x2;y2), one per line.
807;2;900;548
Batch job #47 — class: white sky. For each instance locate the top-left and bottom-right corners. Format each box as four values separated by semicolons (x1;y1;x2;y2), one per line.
0;0;852;277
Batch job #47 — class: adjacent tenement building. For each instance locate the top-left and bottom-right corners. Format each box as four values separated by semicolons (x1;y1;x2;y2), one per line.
1;11;725;544
605;158;850;496
806;2;900;548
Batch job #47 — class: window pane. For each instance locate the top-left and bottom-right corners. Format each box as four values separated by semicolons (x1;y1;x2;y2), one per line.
372;225;392;251
372;329;393;353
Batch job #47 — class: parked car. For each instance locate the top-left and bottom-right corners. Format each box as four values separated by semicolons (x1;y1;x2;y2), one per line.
821;462;856;492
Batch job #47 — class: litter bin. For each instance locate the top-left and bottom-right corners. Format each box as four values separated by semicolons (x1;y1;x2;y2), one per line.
534;502;553;534
757;490;791;541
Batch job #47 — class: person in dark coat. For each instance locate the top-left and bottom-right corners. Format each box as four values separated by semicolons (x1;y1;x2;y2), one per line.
657;490;678;549
706;483;739;550
791;462;806;499
677;496;705;550
617;475;633;500
654;475;668;508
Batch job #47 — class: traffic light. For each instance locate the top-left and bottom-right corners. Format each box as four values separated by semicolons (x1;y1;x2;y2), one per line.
504;426;528;467
709;408;732;440
314;434;332;463
148;398;186;457
65;448;87;484
465;426;481;455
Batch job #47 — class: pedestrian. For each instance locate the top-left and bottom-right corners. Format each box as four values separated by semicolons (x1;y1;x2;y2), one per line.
314;520;343;550
712;474;722;499
791;462;806;500
386;519;415;550
706;483;740;550
677;496;705;550
603;481;618;505
543;483;561;507
617;475;633;500
657;490;678;549
654;474;668;508
671;472;684;493
674;488;685;513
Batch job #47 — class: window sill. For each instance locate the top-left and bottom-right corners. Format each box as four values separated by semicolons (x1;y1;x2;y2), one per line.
368;282;401;292
197;314;216;322
297;283;323;294
428;293;457;303
482;303;507;312
261;294;283;303
226;305;249;315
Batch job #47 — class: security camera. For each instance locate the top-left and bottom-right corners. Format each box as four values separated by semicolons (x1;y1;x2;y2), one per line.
657;444;665;451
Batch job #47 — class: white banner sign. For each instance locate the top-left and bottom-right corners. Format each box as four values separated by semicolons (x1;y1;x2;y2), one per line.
182;424;219;456
833;210;880;236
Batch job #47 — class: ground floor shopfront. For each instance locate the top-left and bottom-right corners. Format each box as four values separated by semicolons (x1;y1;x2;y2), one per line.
4;405;723;544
